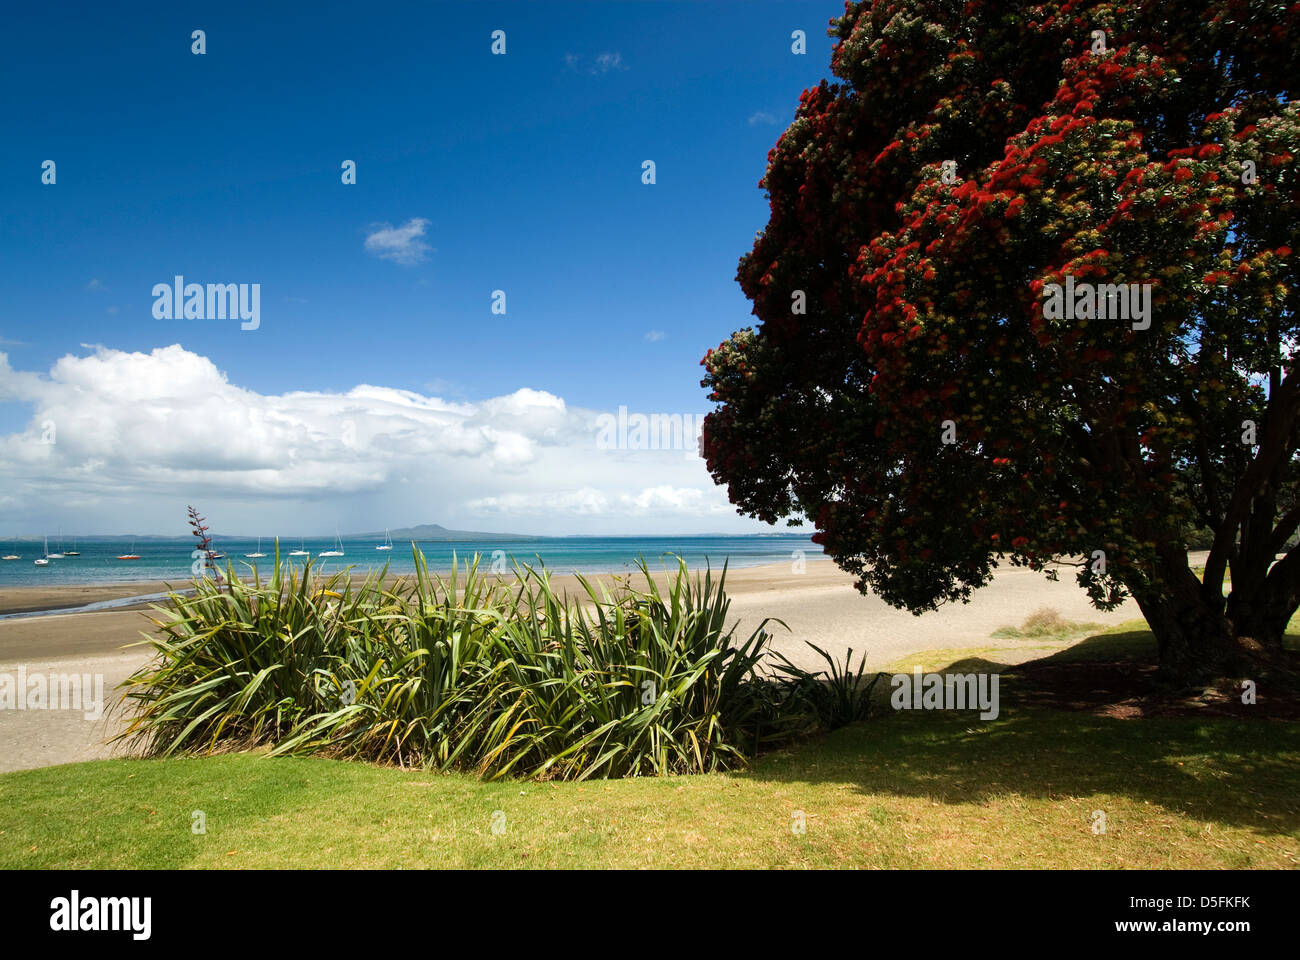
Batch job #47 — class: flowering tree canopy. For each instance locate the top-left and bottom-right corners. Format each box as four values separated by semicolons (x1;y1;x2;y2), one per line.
701;0;1298;681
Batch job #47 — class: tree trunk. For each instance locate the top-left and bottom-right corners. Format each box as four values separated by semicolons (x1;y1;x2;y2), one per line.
1134;592;1241;684
1226;591;1292;653
1221;547;1300;661
1127;548;1245;684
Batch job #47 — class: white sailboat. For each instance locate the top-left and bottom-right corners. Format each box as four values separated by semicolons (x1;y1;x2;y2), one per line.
1;540;18;560
244;537;267;559
375;528;393;551
289;538;310;557
34;535;51;566
318;530;345;558
46;529;64;559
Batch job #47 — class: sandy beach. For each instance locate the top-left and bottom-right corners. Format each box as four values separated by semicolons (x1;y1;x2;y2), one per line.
0;581;183;618
0;559;1143;773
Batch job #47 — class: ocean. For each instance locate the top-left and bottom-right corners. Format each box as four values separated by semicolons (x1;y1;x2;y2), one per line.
0;535;827;589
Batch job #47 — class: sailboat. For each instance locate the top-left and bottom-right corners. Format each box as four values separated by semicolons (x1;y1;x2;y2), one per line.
1;541;18;560
318;530;345;558
244;537;266;559
375;528;393;551
34;535;51;566
46;529;64;559
64;536;80;556
116;538;141;560
289;538;310;557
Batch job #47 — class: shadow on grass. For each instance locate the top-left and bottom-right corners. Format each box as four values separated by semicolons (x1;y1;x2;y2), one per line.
744;625;1299;838
1035;630;1158;663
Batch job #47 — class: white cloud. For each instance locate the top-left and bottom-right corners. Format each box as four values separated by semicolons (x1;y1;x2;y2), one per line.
748;111;779;126
619;485;730;515
0;345;743;535
364;218;432;265
643;330;666;342
467;488;610;516
466;486;728;518
564;51;627;75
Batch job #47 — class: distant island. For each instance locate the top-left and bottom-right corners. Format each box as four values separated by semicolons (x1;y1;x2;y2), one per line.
354;523;536;542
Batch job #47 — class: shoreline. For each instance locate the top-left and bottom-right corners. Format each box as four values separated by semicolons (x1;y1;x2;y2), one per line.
0;559;853;667
0;557;836;619
0;557;1148;668
0;558;1146;774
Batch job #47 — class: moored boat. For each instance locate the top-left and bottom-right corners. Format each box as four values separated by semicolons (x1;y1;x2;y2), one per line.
318;529;345;558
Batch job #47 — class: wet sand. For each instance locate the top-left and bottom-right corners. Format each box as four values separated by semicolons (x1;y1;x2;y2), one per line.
0;581;182;617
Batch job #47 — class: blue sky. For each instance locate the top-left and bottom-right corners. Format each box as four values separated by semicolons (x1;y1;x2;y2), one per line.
0;1;838;536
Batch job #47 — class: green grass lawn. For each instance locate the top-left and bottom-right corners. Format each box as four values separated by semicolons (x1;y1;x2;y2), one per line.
3;706;1296;869
4;622;1297;870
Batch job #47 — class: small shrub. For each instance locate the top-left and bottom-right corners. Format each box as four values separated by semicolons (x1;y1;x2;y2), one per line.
1020;607;1070;635
992;607;1103;640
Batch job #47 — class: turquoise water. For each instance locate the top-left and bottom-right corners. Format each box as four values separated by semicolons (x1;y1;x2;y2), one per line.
0;535;826;588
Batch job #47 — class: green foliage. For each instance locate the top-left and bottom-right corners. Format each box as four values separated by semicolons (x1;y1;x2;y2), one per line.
772;643;881;730
700;0;1300;671
116;547;844;780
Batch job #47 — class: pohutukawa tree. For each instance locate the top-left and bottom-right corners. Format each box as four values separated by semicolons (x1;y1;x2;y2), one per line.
701;0;1298;682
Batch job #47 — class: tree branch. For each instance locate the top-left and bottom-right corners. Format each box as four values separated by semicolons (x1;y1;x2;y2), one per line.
1204;369;1300;592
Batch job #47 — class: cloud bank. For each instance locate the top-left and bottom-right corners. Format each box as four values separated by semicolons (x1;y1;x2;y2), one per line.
0;345;738;535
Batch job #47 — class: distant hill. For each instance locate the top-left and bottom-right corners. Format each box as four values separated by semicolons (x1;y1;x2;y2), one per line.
355;523;537;541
